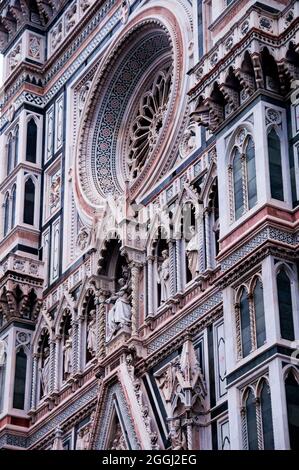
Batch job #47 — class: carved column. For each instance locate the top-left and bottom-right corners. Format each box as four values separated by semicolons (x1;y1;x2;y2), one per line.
248;293;257;352
241;407;248;450
49;339;55;394
73;319;79;374
186;418;193;450
241;153;248;213
204;209;212;271
197;205;205;274
228;164;234;222
169;240;176;296
30;353;39;410
175;239;183;292
77;316;84;373
235;303;242;360
131;262;141;337
147;256;154;316
255;397;263;450
96;291;107;361
54;335;61;392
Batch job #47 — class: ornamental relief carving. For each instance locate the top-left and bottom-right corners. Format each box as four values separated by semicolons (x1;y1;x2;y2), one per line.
126;66;172;180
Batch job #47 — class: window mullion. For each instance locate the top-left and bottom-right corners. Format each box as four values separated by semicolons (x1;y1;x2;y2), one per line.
248;293;257;352
241;153;248;213
255;397;264;450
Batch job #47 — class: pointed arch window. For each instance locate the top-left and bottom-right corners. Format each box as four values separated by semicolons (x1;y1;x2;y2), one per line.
277;268;295;341
236;277;266;359
245;389;258;450
23;178;35;225
253;279;266;348
285;370;299;450
239;288;251;358
26;118;37;163
268;128;284;201
7;134;13;175
3;193;10;237
11;185;16;229
242;380;274;450
246;137;257;209
232;135;257;221
260;381;275;449
233;148;244;220
13;348;27;410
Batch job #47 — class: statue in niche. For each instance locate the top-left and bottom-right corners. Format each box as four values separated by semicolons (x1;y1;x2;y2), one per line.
0;340;6;366
157;249;170;303
63;328;72;378
169;421;187;450
110;423;127;450
87;309;97;357
40;346;50;396
185;226;199;278
76;425;91;450
107;278;132;340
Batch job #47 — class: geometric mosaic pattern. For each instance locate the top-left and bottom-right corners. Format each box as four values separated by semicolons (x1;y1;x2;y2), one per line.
221;227;298;272
147;290;223;353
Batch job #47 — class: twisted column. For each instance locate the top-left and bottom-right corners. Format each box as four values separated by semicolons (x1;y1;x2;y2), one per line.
248;293;257;353
77;316;84;373
255;397;263;450
49;339;55;394
175;240;182;292
204;209;212;270
54;335;61;392
72;319;79;374
96;291;107;361
131;262;141;337
30;353;39;410
186;419;193;450
147;256;154;316
169;240;176;296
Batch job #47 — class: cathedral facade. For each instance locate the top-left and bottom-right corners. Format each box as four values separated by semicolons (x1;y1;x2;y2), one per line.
0;0;298;450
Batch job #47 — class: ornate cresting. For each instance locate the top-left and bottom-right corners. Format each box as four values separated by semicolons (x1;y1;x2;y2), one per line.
156;336;207;450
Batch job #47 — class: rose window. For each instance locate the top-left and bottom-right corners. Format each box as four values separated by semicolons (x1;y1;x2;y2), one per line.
126;67;172;180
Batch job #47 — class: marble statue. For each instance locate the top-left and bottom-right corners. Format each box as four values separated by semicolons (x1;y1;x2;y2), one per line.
107;278;132;339
186;226;199;278
63;328;73;377
169;422;187;450
87;309;97;356
157;249;170;302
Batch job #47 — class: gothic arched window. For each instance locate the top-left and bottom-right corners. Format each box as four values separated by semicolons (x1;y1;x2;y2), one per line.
14;126;19;167
13;348;27;410
239;288;251;358
11;185;16;229
233;148;244;220
23;178;35;225
285;370;299;450
236;277;266;360
268;128;284;201
26;118;37;163
7;134;13;175
277;268;295;341
245;389;258;450
246;136;257;210
3;193;10;237
260;381;275;449
253;279;266;348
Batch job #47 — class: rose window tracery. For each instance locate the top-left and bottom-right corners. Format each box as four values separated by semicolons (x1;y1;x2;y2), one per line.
75;9;189;214
127;67;172;179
